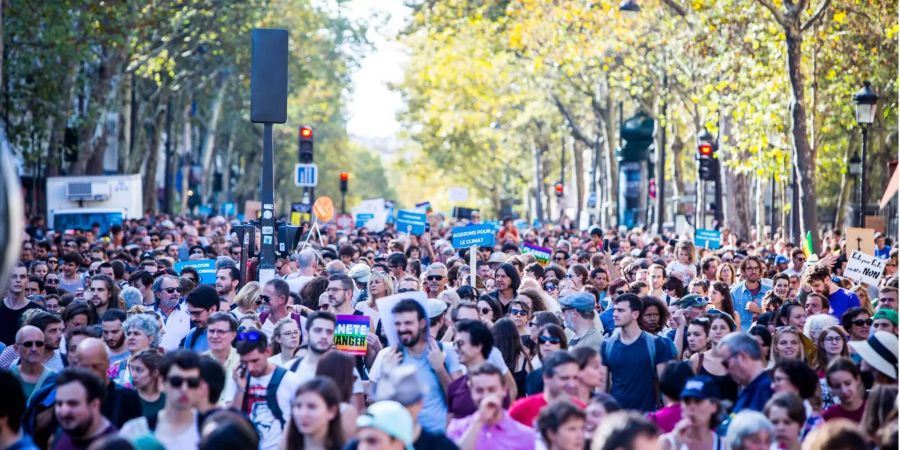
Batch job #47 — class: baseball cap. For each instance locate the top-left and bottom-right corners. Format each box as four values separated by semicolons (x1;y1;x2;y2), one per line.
423;298;448;319
488;252;507;264
374;364;426;406
775;255;789;265
357;401;415;450
348;263;372;283
558;292;596;313
874;308;898;327
678;294;709;309
848;331;898;380
680;375;721;400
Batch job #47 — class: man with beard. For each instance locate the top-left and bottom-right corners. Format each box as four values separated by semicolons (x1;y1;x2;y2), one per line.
802;264;860;320
369;299;462;433
73;338;142;428
181;285;220;352
423;263;448;299
100;310;129;368
53;368;117;450
215;267;241;309
87;275;121;322
730;256;771;331
287;312;336;380
0;264;42;346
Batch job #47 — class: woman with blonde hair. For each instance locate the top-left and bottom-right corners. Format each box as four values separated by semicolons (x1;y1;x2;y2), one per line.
234;281;262;316
716;263;736;286
851;284;874;314
770;326;810;367
269;318;302;367
355;271;394;345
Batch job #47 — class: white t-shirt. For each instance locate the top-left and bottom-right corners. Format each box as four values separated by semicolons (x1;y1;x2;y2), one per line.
120;410;200;449
244;368;302;450
288;354;366;394
286;274;314;295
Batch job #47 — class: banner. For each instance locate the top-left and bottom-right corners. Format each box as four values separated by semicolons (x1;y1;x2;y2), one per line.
452;223;496;249
174;259;217;284
334;315;370;355
396;209;427;235
844;250;887;286
522;243;553;266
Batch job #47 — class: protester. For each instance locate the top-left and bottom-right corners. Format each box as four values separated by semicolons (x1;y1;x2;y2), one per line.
536;400;585;450
718;332;773;414
54;368;118;450
281;377;345;450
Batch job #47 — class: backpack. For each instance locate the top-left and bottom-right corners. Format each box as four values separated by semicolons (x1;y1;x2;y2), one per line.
602;330;661;407
266;366;289;428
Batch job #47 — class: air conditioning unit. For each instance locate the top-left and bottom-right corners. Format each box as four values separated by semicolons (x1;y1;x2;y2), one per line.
66;181;111;201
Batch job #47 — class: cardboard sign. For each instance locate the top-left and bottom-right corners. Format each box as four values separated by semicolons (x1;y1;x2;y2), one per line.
396;210;427;235
844;250;887;286
845;228;876;256
375;291;428;347
334;315;370;355
522;243;553;265
694;228;721;249
174;259;217;284
452;224;497;249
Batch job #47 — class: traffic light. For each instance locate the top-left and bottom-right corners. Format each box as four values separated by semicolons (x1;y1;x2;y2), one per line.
339;172;349;193
554;182;564;197
697;130;718;182
298;125;314;163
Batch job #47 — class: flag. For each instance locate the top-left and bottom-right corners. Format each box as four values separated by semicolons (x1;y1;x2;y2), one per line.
804;231;814;257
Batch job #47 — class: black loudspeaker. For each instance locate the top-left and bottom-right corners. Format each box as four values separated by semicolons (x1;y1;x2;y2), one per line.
250;29;289;124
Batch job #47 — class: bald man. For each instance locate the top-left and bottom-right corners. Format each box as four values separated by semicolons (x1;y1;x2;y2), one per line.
11;325;54;400
73;338;142;428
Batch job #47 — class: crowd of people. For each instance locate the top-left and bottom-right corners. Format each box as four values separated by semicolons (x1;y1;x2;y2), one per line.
0;213;897;450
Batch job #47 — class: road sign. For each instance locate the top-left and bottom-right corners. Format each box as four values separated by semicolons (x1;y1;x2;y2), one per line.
396;210;427;235
294;163;318;187
336;213;353;230
694;228;721;249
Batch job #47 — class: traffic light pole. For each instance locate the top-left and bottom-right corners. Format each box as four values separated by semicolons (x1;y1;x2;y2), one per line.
259;123;276;284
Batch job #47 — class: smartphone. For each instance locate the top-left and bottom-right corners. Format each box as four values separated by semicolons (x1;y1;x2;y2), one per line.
602;238;610;252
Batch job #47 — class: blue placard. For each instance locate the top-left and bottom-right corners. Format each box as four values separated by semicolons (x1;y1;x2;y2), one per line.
452;224;497;249
355;213;375;229
174;259;218;284
695;228;722;249
396;210;427;235
221;202;236;217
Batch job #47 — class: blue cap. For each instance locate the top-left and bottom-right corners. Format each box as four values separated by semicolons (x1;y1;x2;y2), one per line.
559;292;596;313
680;375;720;400
677;294;709;309
775;255;789;264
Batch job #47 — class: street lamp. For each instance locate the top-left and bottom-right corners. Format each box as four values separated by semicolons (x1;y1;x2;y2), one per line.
848;153;862;176
619;0;641;12
852;81;878;227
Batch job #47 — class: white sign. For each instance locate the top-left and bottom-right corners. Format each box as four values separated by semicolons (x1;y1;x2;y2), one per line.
375;291;428;347
448;187;469;202
350;198;388;232
844;250;886;286
294;163;318;187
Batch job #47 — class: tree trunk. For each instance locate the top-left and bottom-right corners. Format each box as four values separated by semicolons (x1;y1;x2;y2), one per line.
180;101;192;213
141;89;167;215
201;80;228;204
72;47;127;175
532;142;544;223
571;139;585;228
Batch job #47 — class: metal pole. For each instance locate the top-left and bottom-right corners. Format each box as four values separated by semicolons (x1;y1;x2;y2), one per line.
859;125;868;227
259;123;276;284
657;69;667;234
770;174;776;241
341;192;346;215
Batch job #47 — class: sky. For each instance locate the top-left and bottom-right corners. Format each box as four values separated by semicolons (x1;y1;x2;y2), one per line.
344;0;409;141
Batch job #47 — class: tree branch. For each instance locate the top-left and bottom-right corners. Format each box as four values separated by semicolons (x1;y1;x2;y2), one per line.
551;93;593;148
660;0;688;17
801;0;833;31
756;0;789;28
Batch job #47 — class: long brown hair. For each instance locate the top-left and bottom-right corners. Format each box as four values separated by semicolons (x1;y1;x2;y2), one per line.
282;377;344;450
315;351;355;403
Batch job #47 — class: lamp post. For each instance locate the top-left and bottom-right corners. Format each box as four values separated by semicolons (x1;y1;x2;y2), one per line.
852;81;878;227
619;0;641;12
848;152;862;225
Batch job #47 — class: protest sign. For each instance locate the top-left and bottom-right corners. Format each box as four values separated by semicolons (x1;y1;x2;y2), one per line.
844;250;886;286
845;228;876;256
313;196;335;222
334;315;370;355
522;243;552;266
351;198;387;232
451;223;496;249
354;213;375;229
694;229;721;249
174;259;217;284
375;291;427;347
448;187;469;202
336;213;353;230
244;200;261;221
396;209;427;235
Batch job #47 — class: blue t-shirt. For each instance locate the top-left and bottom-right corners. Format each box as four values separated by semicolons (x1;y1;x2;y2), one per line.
400;342;463;433
829;288;861;320
599;309;615;336
601;333;674;412
732;370;773;414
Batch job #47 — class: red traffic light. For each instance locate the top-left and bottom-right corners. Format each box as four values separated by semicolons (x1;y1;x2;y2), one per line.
339;172;349;182
299;126;313;139
554;183;564;197
698;143;714;157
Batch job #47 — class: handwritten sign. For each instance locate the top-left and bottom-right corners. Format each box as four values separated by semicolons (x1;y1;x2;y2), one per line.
451;223;496;249
174;259;217;284
334;315;370;355
522;243;553;266
844;250;886;286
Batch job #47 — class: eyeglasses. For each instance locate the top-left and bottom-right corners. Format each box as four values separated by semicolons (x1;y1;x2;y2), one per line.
259;295;271;303
426;275;445;281
167;376;201;389
852;318;873;327
280;330;301;337
237;330;263;342
823;336;843;343
325;288;345;294
398;288;416;293
538;335;561;344
509;308;528;317
45;278;59;285
18;340;45;348
207;329;232;336
163;287;181;294
721;352;738;369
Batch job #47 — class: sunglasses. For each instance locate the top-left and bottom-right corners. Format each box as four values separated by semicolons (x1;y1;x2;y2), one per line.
317;303;333;310
509;308;528;317
852;318;873;327
542;284;558;291
163;287;181;294
259;295;271;303
398;288;416;293
48;260;58;264
237;331;263;342
479;307;492;315
614;289;628;295
538;335;561;344
19;340;45;348
426;275;444;281
45;279;59;285
167;376;201;389
554;257;565;261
